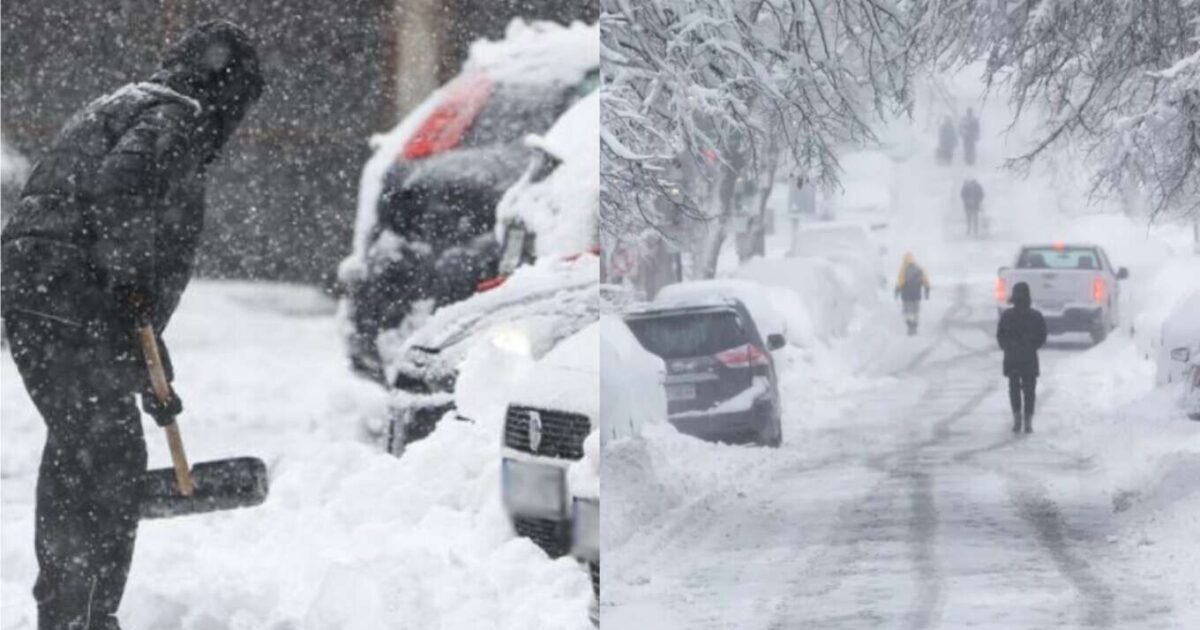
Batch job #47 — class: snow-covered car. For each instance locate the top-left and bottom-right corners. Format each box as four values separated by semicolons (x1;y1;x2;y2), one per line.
997;243;1129;343
501;322;598;558
380;90;604;452
624;280;786;447
1157;290;1200;386
338;20;599;383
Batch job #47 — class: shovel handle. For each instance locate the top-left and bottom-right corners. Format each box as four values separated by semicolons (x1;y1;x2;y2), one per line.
137;325;195;496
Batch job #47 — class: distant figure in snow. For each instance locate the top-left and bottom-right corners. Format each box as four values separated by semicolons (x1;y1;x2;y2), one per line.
936;116;958;165
0;21;263;629
960;108;981;166
894;252;931;336
961;178;985;238
997;281;1048;433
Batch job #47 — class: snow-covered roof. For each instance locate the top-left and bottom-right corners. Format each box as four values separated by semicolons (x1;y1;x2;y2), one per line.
650;279;785;338
465;20;598;86
495;90;599;258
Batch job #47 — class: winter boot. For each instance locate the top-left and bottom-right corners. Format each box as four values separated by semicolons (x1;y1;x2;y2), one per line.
1023;413;1033;434
1012;411;1022;433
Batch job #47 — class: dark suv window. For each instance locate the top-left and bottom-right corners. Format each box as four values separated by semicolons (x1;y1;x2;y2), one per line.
626;310;746;359
462;82;571;147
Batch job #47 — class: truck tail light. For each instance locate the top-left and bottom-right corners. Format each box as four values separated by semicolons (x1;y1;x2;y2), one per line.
996;277;1007;303
1093;277;1105;303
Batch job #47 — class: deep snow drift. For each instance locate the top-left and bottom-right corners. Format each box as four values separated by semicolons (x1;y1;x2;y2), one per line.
1;281;591;629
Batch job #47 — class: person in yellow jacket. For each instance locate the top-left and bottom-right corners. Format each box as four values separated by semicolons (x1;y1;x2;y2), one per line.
895;253;931;335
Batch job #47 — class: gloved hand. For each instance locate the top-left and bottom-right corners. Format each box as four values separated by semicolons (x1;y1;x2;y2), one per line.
142;388;183;427
116;285;156;325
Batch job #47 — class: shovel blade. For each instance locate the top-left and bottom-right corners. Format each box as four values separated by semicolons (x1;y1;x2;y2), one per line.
141;457;269;519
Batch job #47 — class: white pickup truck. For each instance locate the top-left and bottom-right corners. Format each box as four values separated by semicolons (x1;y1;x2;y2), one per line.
997;243;1129;343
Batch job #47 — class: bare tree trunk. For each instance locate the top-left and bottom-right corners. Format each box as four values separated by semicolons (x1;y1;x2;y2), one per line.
698;155;744;278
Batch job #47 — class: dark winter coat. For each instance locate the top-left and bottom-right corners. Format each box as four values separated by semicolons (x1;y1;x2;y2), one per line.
961;179;984;212
895;254;930;302
1;21;262;373
997;282;1047;377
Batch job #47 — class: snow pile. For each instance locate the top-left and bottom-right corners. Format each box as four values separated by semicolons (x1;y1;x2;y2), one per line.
598;315;665;443
495;91;599;258
467;20;598;86
1;281;592;629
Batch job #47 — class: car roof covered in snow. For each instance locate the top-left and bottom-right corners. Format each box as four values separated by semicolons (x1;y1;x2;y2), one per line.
629;279;786;339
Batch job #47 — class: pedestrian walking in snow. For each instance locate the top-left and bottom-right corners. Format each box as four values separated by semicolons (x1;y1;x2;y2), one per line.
0;21;263;629
997;282;1048;433
960;108;980;166
936;116;958;165
961;178;985;238
894;253;931;335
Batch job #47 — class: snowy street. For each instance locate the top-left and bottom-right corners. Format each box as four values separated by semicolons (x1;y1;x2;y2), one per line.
604;79;1200;628
607;282;1179;628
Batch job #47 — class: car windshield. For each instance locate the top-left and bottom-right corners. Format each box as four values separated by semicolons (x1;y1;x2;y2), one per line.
626;310;746;359
1017;247;1099;270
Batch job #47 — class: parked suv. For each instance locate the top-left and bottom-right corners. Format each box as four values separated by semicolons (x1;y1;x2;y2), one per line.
339;20;599;383
624;282;785;447
997;243;1128;343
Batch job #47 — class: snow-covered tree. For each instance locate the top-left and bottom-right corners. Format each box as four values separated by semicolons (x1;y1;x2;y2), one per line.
601;0;933;278
939;0;1200;224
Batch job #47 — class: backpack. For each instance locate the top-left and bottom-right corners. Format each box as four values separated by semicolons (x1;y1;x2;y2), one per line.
904;264;924;290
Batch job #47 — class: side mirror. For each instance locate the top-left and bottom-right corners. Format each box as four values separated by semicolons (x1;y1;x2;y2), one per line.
1171;347;1191;363
1117;267;1129;280
767;333;786;351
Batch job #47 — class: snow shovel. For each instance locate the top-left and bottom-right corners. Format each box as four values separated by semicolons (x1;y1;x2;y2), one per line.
137;325;269;519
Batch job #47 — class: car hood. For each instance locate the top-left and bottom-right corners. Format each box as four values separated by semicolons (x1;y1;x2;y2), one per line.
382;255;600;389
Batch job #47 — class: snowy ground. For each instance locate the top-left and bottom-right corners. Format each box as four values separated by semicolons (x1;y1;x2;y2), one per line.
604;75;1200;628
1;281;591;629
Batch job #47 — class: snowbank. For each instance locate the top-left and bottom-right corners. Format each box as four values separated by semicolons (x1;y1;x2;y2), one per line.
1;281;592;629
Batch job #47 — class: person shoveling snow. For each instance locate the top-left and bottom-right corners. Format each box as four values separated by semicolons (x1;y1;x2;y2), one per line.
0;21;264;629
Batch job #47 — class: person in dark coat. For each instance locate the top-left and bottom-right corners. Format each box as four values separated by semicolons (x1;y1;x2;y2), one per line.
961;178;984;237
936;116;957;165
0;21;263;629
997;281;1048;433
894;252;931;335
960;108;980;165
